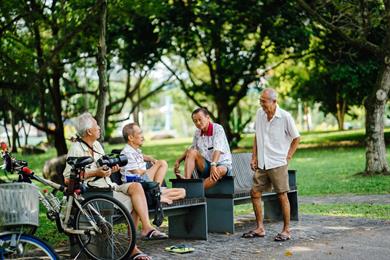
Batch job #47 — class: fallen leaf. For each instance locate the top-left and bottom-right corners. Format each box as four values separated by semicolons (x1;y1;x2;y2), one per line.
284;250;293;256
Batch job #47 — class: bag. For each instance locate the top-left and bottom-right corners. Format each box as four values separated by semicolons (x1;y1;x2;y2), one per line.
141;181;164;227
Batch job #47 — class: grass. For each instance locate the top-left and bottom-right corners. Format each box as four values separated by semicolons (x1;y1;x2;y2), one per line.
233;203;390;220
1;128;390;245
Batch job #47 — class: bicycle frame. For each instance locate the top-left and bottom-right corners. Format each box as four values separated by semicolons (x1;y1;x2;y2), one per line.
1;149;110;237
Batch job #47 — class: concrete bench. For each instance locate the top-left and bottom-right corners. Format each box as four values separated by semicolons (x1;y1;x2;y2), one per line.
204;152;298;234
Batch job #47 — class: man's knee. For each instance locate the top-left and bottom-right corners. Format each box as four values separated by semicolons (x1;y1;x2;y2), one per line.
251;189;262;199
128;182;143;194
157;160;168;168
186;149;198;159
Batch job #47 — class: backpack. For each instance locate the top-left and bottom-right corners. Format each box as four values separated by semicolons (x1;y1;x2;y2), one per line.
141;181;164;227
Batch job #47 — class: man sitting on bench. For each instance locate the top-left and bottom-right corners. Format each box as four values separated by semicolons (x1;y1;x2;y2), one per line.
174;107;232;189
120;123;186;205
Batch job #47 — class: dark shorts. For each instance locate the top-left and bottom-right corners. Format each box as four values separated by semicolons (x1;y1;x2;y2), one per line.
196;158;232;178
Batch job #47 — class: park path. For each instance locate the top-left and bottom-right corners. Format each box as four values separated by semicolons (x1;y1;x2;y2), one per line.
56;194;390;259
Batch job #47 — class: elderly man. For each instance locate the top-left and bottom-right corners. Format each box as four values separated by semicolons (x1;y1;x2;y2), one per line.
121;123;186;204
174;107;232;189
242;88;300;242
120;123;167;186
63;113;165;260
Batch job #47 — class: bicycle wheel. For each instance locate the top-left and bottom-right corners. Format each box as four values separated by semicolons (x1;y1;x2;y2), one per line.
0;233;59;259
74;194;136;260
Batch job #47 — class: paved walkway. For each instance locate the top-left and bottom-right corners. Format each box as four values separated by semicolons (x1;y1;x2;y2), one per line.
57;194;390;259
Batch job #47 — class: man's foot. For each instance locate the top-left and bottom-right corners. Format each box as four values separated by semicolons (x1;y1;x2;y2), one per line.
130;251;151;260
274;232;291;242
242;230;265;238
160;195;173;204
175;172;186;179
141;229;168;240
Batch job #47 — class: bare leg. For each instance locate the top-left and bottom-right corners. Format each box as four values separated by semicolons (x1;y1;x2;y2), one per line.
278;192;291;237
126;183;155;235
203;166;228;189
184;149;205;179
145;160;168;185
161;188;186;204
249;189;266;235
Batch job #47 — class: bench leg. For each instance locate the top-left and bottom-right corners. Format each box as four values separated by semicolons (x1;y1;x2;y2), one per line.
168;204;208;240
206;198;234;234
263;191;299;221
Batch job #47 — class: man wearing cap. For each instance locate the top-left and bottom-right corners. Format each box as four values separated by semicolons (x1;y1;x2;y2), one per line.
174;107;232;189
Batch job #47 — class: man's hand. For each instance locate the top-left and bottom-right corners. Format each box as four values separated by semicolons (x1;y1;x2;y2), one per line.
96;166;112;178
112;164;120;173
250;158;258;171
174;160;181;174
210;166;220;182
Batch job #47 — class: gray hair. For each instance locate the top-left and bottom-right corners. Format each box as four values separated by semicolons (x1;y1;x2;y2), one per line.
74;112;95;137
262;88;278;101
122;123;139;142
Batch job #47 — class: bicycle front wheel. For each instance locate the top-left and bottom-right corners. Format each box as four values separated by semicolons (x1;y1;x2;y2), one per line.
0;233;59;259
74;194;136;260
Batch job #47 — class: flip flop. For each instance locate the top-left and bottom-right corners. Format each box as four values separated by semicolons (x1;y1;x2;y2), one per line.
274;233;291;241
165;244;194;254
141;229;168;240
242;230;265;238
130;252;152;260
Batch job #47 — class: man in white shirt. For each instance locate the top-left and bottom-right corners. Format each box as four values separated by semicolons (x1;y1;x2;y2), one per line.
174;107;232;189
120;123;167;186
242;88;300;242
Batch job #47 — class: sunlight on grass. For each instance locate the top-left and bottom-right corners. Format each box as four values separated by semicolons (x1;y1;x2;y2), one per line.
300;203;390;220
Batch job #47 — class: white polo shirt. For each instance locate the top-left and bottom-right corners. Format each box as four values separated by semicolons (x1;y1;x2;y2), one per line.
255;106;300;170
120;144;147;182
191;123;232;167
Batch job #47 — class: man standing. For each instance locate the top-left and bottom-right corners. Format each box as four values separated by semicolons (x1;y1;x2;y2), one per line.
242;88;300;241
174;107;232;189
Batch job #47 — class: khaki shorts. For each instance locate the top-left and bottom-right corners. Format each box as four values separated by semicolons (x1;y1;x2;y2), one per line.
113;183;133;213
252;165;289;193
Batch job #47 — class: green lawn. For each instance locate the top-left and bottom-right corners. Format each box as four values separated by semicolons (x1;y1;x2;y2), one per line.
1;129;390;245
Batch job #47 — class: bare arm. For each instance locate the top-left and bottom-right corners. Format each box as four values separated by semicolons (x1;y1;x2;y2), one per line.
250;135;258;171
143;154;156;163
287;137;300;161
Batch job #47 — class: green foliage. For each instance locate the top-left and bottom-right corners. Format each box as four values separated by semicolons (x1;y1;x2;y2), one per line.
151;0;312;145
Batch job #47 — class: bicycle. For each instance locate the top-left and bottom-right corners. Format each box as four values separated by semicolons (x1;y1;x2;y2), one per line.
0;143;136;260
0;182;59;259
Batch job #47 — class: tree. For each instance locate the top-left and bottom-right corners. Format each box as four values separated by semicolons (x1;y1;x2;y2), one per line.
0;0;101;155
297;0;390;174
282;33;378;130
156;0;310;147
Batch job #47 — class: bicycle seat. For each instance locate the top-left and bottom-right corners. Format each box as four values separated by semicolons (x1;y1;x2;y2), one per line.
67;156;94;168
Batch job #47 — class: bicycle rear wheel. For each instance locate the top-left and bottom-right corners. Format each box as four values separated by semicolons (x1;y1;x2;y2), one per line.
0;233;59;259
74;194;136;260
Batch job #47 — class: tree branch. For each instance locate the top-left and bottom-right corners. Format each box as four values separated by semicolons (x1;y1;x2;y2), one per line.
296;0;382;57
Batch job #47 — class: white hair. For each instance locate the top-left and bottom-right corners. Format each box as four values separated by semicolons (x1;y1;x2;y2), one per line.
74;112;95;137
262;88;278;101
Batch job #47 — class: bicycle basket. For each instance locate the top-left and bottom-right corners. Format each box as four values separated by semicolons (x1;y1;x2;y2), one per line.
0;183;39;228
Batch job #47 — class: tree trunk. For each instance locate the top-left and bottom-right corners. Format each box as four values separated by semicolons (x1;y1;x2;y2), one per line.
335;93;346;130
95;0;108;141
10;111;18;153
364;58;390;175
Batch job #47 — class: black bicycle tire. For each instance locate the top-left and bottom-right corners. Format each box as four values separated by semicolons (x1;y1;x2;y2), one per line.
0;233;59;259
73;194;136;260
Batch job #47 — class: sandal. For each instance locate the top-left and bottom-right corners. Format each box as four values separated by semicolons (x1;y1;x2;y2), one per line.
242;230;265;239
274;233;291;241
141;229;168;240
165;244;194;254
130;252;152;260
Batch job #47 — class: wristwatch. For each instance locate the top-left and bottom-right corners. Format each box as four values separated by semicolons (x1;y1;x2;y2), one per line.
210;162;217;167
